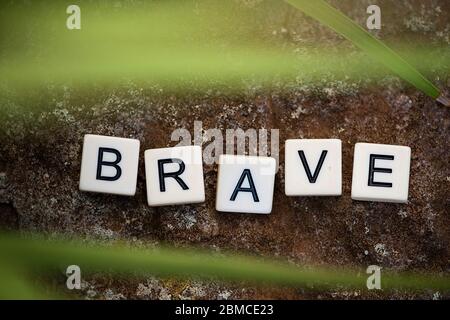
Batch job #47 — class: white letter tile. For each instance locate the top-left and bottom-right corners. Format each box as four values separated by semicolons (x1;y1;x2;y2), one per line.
79;134;140;196
145;146;205;206
216;155;276;214
285;139;342;196
351;143;411;203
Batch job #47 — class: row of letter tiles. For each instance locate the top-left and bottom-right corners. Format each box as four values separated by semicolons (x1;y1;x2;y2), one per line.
79;135;412;211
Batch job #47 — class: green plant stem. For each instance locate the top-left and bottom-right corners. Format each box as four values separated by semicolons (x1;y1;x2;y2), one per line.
0;233;449;299
284;0;448;105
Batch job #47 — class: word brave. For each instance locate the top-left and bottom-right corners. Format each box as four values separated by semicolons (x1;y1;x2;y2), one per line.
79;135;411;214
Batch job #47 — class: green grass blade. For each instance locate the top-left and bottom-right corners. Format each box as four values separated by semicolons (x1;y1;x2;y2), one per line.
0;233;449;299
284;0;445;103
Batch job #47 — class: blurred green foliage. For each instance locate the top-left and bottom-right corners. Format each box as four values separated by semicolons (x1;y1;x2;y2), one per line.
0;0;448;97
0;233;449;299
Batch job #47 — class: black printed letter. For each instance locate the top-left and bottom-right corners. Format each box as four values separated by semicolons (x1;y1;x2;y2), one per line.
298;150;328;183
96;147;122;181
368;154;394;187
230;169;259;202
158;158;189;192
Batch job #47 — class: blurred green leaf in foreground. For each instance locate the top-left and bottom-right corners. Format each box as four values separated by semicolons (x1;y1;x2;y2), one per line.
0;0;448;103
0;233;448;299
